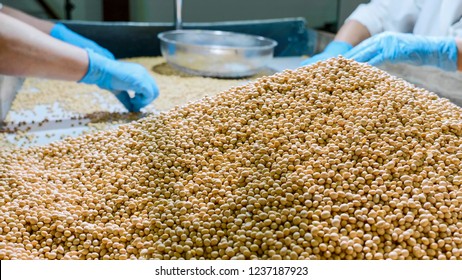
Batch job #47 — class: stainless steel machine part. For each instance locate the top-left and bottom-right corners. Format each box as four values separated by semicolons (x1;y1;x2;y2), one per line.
380;63;462;108
267;56;305;72
164;0;278;78
0;75;23;125
174;0;183;30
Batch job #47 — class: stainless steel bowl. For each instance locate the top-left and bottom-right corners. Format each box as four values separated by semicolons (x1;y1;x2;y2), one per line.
158;30;278;78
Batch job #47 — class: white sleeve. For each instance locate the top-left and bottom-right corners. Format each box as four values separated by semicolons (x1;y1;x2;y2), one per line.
447;0;462;38
346;0;421;36
448;17;462;38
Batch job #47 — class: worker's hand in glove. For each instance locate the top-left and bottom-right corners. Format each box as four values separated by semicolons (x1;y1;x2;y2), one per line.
300;41;353;66
50;23;115;59
80;49;159;112
344;32;458;71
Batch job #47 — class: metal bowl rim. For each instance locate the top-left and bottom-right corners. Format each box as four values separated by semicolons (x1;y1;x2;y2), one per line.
168;61;261;78
158;29;278;51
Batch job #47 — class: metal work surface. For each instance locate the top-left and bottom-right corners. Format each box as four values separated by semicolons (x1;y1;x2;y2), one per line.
0;76;23;124
0;87;143;146
381;64;462;108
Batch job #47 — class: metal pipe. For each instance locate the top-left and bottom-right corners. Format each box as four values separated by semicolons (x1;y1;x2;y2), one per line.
174;0;183;30
65;0;74;20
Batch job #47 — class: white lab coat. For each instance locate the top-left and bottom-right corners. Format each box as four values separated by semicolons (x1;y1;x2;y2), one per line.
347;0;462;37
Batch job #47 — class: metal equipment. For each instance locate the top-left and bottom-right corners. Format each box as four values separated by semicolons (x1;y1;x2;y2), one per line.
0;76;23;126
60;18;311;59
159;0;278;78
158;30;277;78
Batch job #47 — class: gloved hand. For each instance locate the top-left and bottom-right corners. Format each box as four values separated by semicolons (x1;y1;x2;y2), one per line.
50;23;115;59
301;41;353;65
80;50;159;112
344;31;458;71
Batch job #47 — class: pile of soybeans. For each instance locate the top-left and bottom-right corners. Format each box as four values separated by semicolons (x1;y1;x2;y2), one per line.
1;57;462;260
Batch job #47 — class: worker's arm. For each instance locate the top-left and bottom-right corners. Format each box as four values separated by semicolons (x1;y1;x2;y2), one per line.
0;5;54;33
301;20;370;66
457;38;462;71
0;12;159;111
345;32;460;72
0;12;87;80
0;5;114;59
301;0;420;66
334;20;371;47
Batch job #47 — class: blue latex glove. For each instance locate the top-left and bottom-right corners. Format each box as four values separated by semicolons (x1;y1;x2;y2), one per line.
344;32;458;71
50;23;115;59
80;50;159;112
301;41;353;65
